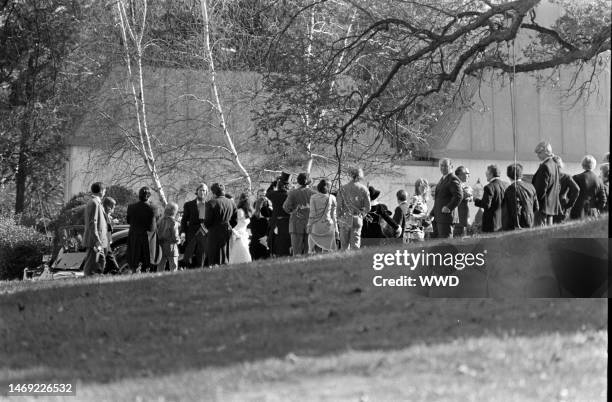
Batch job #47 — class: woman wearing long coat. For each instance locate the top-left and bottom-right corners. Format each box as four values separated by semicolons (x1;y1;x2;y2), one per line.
266;172;292;257
126;186;156;273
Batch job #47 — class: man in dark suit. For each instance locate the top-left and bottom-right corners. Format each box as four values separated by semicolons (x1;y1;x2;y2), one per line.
83;182;108;276
473;165;507;233
430;158;463;238
181;183;208;268
570;155;607;220
126;186;156;273
552;156;580;223
532;141;561;226
204;183;237;266
502;163;539;230
453;166;473;237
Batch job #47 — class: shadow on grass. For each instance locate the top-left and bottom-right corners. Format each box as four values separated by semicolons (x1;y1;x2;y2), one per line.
0;217;608;389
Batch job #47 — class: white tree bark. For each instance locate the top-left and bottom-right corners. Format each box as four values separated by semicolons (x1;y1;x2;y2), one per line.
116;0;168;205
200;0;252;192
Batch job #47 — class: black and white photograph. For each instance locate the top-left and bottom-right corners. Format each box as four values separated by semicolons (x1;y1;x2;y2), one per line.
0;0;609;400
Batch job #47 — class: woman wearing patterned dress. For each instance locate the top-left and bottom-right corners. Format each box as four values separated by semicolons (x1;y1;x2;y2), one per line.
405;178;430;242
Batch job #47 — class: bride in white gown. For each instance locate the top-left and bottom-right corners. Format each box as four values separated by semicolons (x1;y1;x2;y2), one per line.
229;195;252;264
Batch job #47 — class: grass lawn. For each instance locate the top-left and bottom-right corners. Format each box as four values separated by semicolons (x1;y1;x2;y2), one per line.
0;218;608;401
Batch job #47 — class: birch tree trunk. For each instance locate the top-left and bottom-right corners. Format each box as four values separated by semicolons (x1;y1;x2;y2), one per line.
116;0;168;205
303;8;357;175
200;0;252;192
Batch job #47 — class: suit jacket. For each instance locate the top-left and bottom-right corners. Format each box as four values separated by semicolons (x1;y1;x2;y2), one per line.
204;196;237;233
474;178;508;232
83;196;108;249
532;157;561;216
181;199;205;240
570;170;607;219
126;201;156;234
502;180;538;230
431;173;463;224
559;173;580;215
283;187;317;233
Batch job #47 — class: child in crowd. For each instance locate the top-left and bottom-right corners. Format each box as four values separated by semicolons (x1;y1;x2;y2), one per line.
157;202;181;272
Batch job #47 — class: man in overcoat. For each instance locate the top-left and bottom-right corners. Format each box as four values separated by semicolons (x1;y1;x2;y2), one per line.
502;163;539;230
553;156;580;224
204;183;237;266
83;182;108;276
532;141;561;226
570;155;607;219
181;183;208;268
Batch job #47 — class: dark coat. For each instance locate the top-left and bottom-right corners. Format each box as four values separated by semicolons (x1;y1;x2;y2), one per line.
392;202;411;233
266;184;291;256
474;178;508;232
532;157;562;216
204;196;238;265
502;180;539;230
570;170;607;219
362;204;399;238
559;173;580;214
126;201;156;269
431;173;463;224
181;199;204;240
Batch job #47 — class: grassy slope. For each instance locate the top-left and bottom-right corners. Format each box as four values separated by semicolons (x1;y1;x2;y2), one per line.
0;218;608;401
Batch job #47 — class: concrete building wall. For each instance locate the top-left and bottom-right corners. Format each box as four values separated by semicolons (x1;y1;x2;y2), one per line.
442;68;610;164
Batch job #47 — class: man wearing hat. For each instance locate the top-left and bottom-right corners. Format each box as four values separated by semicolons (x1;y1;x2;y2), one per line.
454;165;473;237
266;172;292;256
532;141;561;226
181;183;209;268
283;172;317;255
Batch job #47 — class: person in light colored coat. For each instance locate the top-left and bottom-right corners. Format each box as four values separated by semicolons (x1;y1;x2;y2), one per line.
83;182;108;276
283;172;316;255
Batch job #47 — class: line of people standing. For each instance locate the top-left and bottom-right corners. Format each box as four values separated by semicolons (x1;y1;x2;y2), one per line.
428;142;608;238
81;142;608;275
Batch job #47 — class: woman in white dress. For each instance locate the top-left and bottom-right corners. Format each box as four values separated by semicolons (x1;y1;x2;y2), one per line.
307;179;338;252
229;193;252;264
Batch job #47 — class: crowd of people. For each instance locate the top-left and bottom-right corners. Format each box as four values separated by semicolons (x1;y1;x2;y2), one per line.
80;141;608;275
